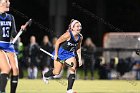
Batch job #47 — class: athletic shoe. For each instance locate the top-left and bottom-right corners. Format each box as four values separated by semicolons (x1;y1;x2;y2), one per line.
42;70;49;84
66;89;77;93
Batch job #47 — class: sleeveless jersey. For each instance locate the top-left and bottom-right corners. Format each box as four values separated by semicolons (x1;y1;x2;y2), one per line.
0;13;17;53
61;30;81;52
0;13;17;42
51;31;81;62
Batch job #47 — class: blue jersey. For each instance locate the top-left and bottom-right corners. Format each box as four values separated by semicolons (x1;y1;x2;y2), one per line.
61;30;80;52
0;13;17;53
52;31;81;61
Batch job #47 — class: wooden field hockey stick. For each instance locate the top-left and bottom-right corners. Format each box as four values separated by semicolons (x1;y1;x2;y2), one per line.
11;19;32;44
40;48;74;67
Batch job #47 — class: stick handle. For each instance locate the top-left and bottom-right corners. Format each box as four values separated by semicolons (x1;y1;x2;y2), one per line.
11;19;32;44
12;30;23;44
24;19;32;28
40;48;53;58
40;48;74;67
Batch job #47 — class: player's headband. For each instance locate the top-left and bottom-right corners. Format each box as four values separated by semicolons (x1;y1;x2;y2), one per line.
70;20;81;29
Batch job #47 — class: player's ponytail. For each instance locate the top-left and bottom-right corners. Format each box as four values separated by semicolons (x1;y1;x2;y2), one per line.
70;19;75;23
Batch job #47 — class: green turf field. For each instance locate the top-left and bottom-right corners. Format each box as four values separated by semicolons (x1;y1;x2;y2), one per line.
6;79;140;93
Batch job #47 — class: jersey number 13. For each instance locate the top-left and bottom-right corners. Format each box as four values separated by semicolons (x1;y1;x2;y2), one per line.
2;27;10;37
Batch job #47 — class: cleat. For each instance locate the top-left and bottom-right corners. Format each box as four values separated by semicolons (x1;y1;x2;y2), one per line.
66;89;77;93
42;71;49;84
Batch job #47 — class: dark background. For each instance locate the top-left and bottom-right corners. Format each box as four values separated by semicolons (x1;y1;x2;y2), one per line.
9;0;140;46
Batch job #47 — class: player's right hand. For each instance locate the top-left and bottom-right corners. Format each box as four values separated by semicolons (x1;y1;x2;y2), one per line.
54;55;59;61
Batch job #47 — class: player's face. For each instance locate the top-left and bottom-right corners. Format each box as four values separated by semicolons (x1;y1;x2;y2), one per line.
72;22;82;34
0;0;10;13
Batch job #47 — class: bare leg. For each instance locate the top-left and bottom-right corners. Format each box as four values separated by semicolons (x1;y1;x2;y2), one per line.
0;50;11;93
42;60;63;84
7;52;19;93
66;57;77;92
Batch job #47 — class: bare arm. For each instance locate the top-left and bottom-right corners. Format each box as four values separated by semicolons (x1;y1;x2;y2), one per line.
76;34;83;66
54;31;70;60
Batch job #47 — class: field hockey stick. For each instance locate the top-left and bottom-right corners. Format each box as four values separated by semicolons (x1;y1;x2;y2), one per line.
40;48;74;67
11;19;32;44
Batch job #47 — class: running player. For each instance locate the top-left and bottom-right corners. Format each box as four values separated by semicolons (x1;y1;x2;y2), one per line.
42;19;83;93
0;0;26;93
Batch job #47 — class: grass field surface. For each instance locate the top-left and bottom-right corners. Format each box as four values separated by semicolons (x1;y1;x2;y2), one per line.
6;79;140;93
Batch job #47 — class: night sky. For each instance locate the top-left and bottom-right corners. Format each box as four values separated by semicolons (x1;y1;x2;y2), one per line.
9;0;140;47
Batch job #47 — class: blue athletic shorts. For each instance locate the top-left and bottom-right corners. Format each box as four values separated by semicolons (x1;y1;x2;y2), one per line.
0;41;16;53
52;47;76;62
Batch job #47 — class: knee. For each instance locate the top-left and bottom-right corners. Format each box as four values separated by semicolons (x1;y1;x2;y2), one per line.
0;65;11;74
12;67;19;75
69;68;76;74
3;68;11;74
